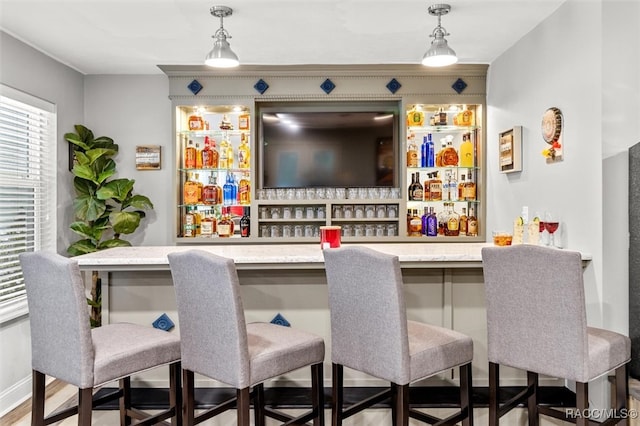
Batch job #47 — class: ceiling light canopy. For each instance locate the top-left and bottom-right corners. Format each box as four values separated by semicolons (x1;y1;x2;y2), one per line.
422;4;458;67
205;5;239;68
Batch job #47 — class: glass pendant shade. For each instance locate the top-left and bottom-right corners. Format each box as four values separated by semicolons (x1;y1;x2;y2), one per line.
205;36;239;68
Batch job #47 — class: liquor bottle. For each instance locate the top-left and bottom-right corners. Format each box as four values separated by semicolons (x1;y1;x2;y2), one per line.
459;133;474;167
201;210;216;237
406;208;412;235
429;172;442;201
463;170;477;201
408;172;416;200
467;207;478;237
459;207;468;236
217;206;234;237
409;208;422;237
441;135;459;166
448;171;458;201
421;134;435;167
437;204;449;236
437;107;447;126
202;136;214;168
223;173;235;205
183;207;196;237
445;205;460;236
458;174;466;200
240;207;250;237
426;207;438;237
456;106;474;127
407;134;418;167
203;174;221;205
443;171;451;201
188;112;204;131
422;133;436;167
226;139;234;169
238;113;250;130
192;208;201;236
409;172;423;201
183;172;200;205
421;207;429;236
238;133;250;169
406;109;424;126
195;142;203;169
423;172;432;201
193;173;203;203
184;139;196;169
210;138;220;168
435;138;447;167
238;172;251;205
219;139;229;169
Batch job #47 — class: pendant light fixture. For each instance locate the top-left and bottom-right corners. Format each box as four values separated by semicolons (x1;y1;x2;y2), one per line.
205;5;239;68
422;4;458;67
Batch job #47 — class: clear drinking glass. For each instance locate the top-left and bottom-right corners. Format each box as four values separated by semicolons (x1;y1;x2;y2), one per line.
544;212;560;247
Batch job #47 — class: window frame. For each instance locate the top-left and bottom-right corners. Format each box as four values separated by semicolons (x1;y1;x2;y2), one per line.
0;84;57;324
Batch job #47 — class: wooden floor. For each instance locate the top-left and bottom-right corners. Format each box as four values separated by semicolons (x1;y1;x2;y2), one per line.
0;382;589;426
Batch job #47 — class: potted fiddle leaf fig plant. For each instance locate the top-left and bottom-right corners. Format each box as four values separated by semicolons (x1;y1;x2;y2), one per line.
65;124;154;326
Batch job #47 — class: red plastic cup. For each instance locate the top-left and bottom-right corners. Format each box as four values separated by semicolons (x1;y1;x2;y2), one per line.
320;226;342;249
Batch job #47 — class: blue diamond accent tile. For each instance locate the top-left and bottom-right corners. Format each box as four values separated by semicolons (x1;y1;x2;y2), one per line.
386;78;401;94
452;78;468;94
270;313;291;327
188;79;203;95
152;313;175;331
320;78;336;94
254;79;269;95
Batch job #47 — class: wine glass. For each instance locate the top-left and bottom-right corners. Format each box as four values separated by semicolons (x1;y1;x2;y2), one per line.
544;212;560;247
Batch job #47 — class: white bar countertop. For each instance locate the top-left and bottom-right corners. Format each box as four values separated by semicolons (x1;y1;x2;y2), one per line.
74;243;592;271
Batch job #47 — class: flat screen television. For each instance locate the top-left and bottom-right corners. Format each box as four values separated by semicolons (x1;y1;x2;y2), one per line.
258;101;399;189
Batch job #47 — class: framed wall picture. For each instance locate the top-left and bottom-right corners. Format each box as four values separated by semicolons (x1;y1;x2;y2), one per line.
135;145;161;170
499;126;522;173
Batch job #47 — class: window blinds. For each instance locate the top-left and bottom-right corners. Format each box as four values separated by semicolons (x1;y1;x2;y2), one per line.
0;85;56;320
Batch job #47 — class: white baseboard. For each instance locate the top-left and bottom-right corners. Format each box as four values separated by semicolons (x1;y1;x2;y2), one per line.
0;374;30;418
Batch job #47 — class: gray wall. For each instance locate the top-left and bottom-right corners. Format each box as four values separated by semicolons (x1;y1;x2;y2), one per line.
0;31;84;415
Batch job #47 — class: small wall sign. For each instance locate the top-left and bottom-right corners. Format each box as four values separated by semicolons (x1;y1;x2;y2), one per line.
499;126;522;173
135;145;161;170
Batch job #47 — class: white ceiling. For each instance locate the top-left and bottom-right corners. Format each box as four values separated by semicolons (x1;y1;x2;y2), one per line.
0;0;566;75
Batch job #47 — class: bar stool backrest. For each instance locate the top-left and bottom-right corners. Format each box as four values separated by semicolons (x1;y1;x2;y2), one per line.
168;249;251;388
323;245;411;384
20;251;95;388
481;245;589;382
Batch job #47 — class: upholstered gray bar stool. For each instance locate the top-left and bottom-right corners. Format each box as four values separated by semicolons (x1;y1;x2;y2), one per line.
481;245;630;426
323;245;474;426
168;249;325;426
19;251;182;426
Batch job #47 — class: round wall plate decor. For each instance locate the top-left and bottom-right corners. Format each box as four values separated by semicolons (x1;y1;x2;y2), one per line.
541;107;562;144
541;107;563;162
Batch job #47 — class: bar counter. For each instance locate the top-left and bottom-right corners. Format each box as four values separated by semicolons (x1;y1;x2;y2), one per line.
74;243;591;388
74;242;592;272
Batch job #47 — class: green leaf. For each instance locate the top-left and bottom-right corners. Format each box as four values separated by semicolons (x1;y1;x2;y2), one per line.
69;221;110;240
97;238;132;250
75;124;94;143
73;177;96;196
73;151;90;166
91;137;118;152
85;148;117;164
86;297;101;308
73;164;99;184
123;194;154;210
73;194;106;222
95;159;117;184
110;211;141;234
67;239;98;256
64;132;91;151
97;179;134;203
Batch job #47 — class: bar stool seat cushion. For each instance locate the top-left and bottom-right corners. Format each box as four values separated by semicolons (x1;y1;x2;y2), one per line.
92;323;181;386
408;320;474;382
586;326;631;382
247;322;325;386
